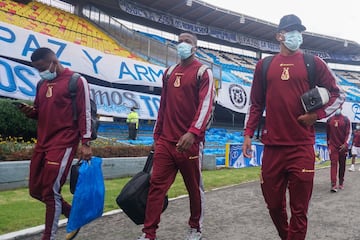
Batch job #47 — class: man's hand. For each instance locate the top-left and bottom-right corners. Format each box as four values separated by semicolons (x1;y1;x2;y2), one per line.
297;112;318;127
176;132;195;152
79;144;92;161
339;144;348;152
17;103;34;116
242;135;252;158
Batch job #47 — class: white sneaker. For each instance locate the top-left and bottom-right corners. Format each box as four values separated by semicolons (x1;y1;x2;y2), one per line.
185;228;202;240
137;233;156;240
349;165;355;172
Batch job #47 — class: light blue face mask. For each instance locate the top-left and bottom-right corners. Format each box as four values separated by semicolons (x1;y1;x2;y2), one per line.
39;62;57;80
283;30;303;51
177;42;193;60
335;109;341;115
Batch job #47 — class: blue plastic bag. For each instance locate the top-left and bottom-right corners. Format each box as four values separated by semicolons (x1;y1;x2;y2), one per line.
66;156;105;232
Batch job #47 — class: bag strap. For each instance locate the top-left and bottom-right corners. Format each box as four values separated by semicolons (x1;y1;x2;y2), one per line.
36;79;45;94
69;73;81;120
303;53;316;88
261;55;274;94
197;64;209;85
164;64;178;86
143;151;154;173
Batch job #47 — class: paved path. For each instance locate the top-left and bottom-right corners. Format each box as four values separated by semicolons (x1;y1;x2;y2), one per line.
9;166;360;240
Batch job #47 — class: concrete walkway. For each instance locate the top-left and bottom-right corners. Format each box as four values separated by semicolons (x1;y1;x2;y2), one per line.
4;165;360;240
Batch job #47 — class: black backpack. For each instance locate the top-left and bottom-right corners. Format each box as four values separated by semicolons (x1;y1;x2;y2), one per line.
37;73;99;140
165;64;215;129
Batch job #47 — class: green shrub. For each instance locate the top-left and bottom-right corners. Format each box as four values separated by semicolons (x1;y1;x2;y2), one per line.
0;99;37;140
0;98;152;161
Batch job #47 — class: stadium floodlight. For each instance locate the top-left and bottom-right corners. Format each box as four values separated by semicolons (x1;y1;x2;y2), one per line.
186;0;192;7
240;15;245;24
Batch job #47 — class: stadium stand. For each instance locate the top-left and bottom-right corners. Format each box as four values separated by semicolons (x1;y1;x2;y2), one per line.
0;0;141;59
1;0;359;165
129;30;360;102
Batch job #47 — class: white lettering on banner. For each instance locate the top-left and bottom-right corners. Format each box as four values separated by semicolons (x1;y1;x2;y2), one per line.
208;27;237;43
0;22;165;87
173;18;208;35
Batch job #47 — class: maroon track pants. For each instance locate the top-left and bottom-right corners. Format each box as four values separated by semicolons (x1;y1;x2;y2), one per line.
328;145;347;186
143;139;205;239
260;145;315;240
29;146;77;240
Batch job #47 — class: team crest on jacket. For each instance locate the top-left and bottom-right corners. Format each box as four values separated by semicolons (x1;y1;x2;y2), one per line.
281;67;290;80
46;85;53;98
229;84;247;109
174;73;183;87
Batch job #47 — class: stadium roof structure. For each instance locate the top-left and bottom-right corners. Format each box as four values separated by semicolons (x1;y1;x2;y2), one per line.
64;0;360;64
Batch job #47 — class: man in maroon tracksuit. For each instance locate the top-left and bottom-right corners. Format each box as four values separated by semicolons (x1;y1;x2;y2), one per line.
19;48;93;240
137;32;215;240
326;108;351;192
242;15;345;240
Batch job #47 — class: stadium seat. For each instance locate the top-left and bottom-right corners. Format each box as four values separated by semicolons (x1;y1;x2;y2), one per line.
0;0;136;58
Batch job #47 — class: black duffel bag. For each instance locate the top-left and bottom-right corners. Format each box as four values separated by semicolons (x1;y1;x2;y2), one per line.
116;151;168;225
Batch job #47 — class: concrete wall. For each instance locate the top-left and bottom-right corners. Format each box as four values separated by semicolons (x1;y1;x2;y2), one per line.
0;155;216;191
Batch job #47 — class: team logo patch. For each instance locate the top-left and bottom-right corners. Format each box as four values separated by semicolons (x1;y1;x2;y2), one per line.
46;85;53;98
229;84;247;109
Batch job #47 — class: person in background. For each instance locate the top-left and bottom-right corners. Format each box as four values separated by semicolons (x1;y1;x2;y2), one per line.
16;47;92;240
349;123;360;171
126;107;139;140
137;32;215;240
326;108;351;192
242;14;345;240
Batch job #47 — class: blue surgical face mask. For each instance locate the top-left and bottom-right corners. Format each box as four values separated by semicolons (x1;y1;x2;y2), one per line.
283;30;303;51
335;109;341;115
39;62;57;80
177;42;193;60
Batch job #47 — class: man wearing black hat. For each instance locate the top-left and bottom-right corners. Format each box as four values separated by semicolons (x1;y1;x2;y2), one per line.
242;14;345;240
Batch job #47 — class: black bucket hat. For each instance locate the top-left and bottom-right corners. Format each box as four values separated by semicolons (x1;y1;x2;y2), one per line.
278;14;306;32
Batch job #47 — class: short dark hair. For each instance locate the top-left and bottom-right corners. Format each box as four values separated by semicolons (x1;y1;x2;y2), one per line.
180;32;198;46
31;47;55;62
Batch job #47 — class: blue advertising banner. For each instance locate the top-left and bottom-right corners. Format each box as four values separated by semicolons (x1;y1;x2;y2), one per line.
226;142;263;168
0;57;161;120
226;143;330;168
0;22;165;88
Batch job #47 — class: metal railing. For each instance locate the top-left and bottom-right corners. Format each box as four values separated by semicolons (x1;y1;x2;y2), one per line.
82;5;222;85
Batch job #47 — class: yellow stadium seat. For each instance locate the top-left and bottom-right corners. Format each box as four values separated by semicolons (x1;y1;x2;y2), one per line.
1;0;135;57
